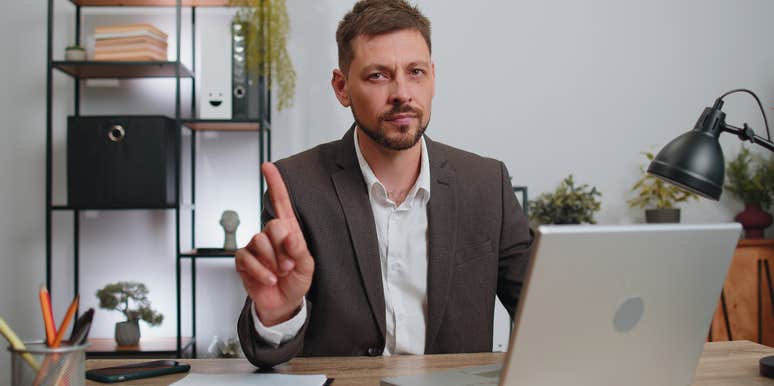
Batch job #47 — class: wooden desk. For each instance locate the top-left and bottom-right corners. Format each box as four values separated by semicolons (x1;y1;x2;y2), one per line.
710;239;774;345
86;341;774;385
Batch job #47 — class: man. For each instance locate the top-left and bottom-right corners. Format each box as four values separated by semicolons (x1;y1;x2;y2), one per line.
235;0;532;368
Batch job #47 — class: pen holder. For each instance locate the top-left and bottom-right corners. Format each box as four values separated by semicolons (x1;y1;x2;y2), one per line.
8;341;88;386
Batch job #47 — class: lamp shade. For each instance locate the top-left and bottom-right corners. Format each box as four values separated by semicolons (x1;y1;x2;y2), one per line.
647;129;725;200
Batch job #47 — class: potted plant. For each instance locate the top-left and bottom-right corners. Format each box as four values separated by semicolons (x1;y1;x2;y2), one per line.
529;175;602;225
65;44;86;61
229;0;296;111
96;281;163;346
725;146;774;238
628;151;699;223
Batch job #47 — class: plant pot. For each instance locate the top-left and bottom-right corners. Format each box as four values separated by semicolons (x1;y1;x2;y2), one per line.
734;203;773;239
115;319;140;346
65;49;86;61
645;208;681;223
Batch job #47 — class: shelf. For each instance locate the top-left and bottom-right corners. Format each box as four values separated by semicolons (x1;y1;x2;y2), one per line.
181;119;262;132
53;61;193;79
45;0;273;365
738;239;774;247
69;0;230;6
180;249;236;258
86;337;194;358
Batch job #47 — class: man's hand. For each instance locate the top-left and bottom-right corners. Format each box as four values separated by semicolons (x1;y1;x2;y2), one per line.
235;162;315;326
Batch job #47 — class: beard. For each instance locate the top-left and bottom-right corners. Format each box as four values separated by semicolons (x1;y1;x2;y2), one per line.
351;101;430;151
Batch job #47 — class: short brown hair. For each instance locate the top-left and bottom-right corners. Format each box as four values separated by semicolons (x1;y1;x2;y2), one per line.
336;0;431;74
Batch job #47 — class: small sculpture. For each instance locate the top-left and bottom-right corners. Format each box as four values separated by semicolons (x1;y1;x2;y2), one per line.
220;210;240;250
207;335;240;358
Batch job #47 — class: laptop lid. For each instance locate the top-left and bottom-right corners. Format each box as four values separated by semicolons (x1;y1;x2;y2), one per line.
500;223;741;386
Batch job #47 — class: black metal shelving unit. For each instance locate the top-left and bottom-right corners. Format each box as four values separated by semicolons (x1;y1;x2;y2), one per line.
45;0;271;358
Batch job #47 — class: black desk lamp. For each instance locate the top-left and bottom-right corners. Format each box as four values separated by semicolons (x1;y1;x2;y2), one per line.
647;88;774;379
647;89;773;200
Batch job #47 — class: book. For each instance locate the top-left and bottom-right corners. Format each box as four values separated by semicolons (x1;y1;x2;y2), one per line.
93;51;168;61
95;36;167;49
95;24;168;40
94;30;167;43
94;43;167;55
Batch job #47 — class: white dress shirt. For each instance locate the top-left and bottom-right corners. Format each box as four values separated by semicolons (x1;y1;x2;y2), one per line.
252;128;432;355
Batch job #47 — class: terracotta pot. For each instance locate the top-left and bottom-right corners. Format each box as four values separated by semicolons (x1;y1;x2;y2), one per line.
115;319;140;346
734;203;773;239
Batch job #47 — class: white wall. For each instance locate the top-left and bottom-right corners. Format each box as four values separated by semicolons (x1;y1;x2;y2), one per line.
3;0;774;376
0;0;48;382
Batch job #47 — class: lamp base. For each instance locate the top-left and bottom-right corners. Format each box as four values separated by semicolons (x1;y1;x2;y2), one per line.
761;355;774;379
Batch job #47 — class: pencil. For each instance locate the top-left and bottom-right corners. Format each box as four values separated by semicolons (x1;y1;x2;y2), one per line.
0;317;40;371
32;353;53;386
38;286;57;347
52;294;79;348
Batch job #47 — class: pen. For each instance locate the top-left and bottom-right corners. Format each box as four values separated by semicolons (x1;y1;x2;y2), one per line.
0;317;40;371
38;286;57;347
52;294;79;347
68;308;94;345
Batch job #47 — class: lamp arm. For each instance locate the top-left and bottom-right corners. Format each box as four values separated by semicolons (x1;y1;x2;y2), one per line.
723;124;774;153
717;88;772;141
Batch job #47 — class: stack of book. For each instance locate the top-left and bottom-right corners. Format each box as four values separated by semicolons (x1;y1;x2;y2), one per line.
93;24;168;61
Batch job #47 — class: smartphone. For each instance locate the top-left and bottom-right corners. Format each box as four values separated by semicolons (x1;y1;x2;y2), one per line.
86;360;191;383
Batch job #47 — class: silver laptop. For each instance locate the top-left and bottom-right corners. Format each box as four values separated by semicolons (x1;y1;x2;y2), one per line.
382;223;741;386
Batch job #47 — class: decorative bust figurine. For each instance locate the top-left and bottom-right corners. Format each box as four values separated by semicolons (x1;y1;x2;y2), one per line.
220;210;240;250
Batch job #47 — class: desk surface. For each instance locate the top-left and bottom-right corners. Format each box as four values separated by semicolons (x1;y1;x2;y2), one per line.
85;340;774;385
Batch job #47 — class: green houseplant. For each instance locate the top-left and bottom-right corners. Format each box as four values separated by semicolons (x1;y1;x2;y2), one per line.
96;281;163;346
529;175;602;225
229;0;296;111
628;151;699;223
725;146;774;238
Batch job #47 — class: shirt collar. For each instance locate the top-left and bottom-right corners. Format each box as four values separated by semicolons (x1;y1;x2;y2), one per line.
354;127;431;206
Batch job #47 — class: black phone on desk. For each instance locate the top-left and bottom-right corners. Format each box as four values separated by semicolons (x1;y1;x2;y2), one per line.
86;360;190;383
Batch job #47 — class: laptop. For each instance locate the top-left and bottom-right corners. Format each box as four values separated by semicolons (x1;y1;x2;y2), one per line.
382;223;741;386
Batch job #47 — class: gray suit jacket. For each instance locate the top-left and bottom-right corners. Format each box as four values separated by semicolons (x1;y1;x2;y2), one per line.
238;127;533;368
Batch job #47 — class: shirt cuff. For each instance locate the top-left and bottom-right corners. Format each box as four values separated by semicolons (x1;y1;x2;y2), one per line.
251;300;307;348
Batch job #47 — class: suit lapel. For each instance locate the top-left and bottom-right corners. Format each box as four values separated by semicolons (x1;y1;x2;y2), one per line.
331;126;387;339
424;137;457;352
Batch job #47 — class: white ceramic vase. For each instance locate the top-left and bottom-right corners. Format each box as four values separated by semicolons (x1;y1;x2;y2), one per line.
65;49;86;61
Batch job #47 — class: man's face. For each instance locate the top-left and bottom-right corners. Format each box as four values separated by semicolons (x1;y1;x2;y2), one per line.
332;29;435;151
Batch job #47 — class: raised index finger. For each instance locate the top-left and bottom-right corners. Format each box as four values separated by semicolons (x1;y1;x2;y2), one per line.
261;162;296;221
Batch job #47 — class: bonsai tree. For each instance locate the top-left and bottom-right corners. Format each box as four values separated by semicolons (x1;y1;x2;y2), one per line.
96;281;163;326
725;146;774;208
628;152;699;210
529;175;602;225
230;0;297;111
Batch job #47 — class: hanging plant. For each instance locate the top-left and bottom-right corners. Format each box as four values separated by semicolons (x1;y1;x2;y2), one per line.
230;0;297;111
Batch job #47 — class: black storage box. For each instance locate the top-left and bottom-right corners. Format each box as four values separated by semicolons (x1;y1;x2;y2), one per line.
67;116;178;209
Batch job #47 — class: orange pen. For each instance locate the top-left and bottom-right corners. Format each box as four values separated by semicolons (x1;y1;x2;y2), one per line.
38;286;57;347
52;294;79;348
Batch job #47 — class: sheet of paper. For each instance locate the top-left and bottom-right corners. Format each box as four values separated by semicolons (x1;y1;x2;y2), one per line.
171;373;328;386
